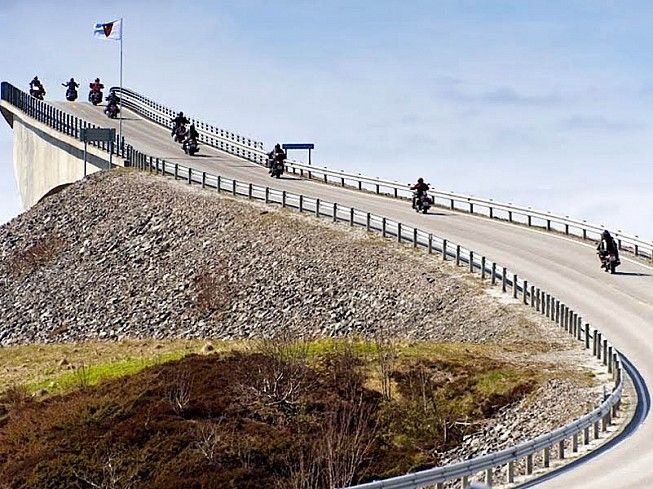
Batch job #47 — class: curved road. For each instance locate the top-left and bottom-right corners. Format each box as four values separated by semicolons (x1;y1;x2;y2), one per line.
54;101;653;488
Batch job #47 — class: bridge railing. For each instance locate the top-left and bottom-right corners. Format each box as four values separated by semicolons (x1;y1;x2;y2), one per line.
110;86;266;164
1;80;628;488
126;148;625;489
113;86;652;262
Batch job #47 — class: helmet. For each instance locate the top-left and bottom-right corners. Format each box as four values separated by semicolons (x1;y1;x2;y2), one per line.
418;177;424;183
602;230;611;238
95;78;100;82
179;111;184;117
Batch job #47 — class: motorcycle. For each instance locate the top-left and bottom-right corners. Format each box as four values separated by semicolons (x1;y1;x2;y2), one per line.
89;90;103;105
65;87;78;102
413;191;433;214
270;160;285;178
598;250;620;274
173;124;188;143
104;102;119;119
183;137;200;156
29;87;45;100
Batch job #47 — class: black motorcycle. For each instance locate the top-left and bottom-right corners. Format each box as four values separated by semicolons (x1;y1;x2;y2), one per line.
598;250;620;274
270;160;285;178
183;137;200;156
64;86;78;102
413;191;433;214
104;102;119;119
89;90;103;105
30;87;45;100
173;124;188;143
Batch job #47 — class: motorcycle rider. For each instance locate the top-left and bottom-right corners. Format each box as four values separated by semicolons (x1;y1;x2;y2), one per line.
29;76;45;97
171;111;190;137
268;143;286;173
62;77;79;90
410;178;430;209
104;91;120;117
597;230;620;270
89;78;104;93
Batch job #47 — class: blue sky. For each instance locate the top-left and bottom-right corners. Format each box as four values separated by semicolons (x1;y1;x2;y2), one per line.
1;0;652;238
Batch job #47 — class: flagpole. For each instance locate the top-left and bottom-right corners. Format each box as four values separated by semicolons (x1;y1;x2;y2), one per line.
119;17;123;145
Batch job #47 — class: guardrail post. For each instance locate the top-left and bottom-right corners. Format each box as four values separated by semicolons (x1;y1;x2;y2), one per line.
469;202;474;214
375;183;380;194
232;180;237;195
469;251;474;272
443;239;448;261
508;211;513;222
366;212;371;231
593;330;599;356
545;294;550;318
512;274;518;298
585;323;591;349
485;468;492;487
491;263;497;285
603;339;608;366
527;215;532;226
481;256;487;279
584;426;590;445
382;217;386;237
544;446;550;467
265;187;269;203
174;164;178;180
462;475;469;488
531;285;535;307
340;176;345;186
489;207;494;218
573;433;579;452
413;228;418;247
333;203;338;222
202;172;206;188
298;195;303;211
608;346;613;373
428;234;433;254
450;199;454;210
526;454;533;474
282;191;287;208
188;168;192;184
397;223;402;242
507;461;514;483
547;219;551;231
602;414;608;432
555;300;560;324
316;198;321;217
217;175;221;192
393;188;398;198
248;183;253;199
594;420;600;439
597;332;602;360
501;267;507;292
350;208;355;226
523;280;528;304
456;245;461;266
559;440;565;459
148;156;153;173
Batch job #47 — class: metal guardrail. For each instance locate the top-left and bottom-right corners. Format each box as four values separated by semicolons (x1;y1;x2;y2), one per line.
110;86;266;164
1;81;628;489
111;85;652;263
126;149;625;489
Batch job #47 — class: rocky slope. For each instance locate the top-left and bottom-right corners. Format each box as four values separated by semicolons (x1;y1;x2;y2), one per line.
2;170;562;346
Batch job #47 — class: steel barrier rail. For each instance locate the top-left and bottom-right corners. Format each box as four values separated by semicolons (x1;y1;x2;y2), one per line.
1;81;628;489
109;84;652;262
110;86;266;164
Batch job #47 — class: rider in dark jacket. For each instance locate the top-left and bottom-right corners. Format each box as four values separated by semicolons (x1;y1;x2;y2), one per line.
410;178;430;209
29;76;45;96
105;91;120;105
171;112;190;136
183;123;200;151
597;230;619;260
62;78;79;89
89;78;104;93
267;143;286;172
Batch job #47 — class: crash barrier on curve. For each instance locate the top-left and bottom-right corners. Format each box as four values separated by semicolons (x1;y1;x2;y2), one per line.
111;84;653;263
1;81;630;488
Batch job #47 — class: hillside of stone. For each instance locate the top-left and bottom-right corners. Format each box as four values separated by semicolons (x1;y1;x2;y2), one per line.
2;170;557;346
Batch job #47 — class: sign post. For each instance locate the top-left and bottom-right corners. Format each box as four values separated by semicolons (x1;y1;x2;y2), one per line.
282;143;315;165
80;127;116;176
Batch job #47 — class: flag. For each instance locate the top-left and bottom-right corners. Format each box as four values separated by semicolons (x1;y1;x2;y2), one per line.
93;19;122;40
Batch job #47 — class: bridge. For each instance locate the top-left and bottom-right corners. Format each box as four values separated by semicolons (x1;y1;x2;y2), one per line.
1;81;652;488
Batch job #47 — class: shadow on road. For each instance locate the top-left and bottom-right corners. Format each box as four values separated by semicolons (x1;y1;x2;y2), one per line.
614;271;650;277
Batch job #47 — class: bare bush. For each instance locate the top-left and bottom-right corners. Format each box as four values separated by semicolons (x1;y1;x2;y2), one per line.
73;450;140;489
277;444;323;489
374;338;397;401
193;419;226;467
165;371;193;415
320;394;378;488
248;336;313;413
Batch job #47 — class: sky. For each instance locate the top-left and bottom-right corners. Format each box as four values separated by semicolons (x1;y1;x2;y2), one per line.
1;0;652;239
